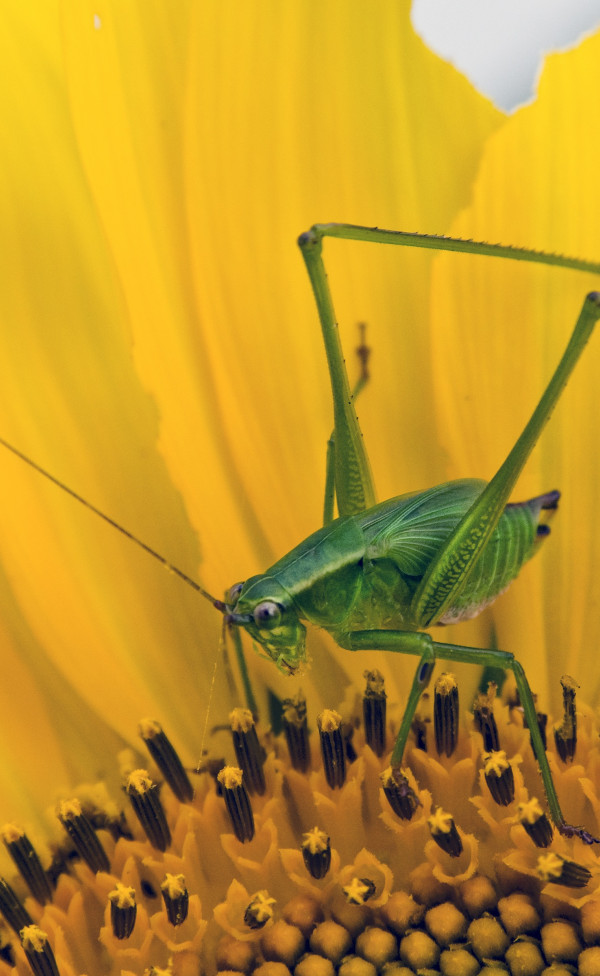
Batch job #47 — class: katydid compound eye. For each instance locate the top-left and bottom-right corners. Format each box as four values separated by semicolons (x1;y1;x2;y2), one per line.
229;582;244;603
253;601;282;628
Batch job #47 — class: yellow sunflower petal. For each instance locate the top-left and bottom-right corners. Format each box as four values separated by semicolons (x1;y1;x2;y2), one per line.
0;0;504;820
431;31;600;709
0;3;219;773
63;1;502;694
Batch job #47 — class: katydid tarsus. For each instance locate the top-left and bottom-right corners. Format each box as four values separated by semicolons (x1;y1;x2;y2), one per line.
2;223;600;846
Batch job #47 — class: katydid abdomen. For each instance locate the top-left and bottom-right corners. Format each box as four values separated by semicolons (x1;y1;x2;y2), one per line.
233;479;559;668
351;479;559;629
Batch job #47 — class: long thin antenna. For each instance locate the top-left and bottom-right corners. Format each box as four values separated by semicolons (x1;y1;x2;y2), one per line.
0;435;223;608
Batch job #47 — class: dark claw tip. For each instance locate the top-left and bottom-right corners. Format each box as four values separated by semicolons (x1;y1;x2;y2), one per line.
560;823;600;844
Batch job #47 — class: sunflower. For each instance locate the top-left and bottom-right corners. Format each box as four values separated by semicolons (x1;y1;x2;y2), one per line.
0;3;598;974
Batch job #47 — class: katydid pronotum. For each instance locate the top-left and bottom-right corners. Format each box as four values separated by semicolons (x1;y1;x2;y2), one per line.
2;223;600;846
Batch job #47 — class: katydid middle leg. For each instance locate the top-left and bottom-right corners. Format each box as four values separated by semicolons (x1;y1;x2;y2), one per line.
341;627;598;843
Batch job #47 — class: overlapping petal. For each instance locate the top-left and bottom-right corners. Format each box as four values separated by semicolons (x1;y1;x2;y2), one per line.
0;0;505;826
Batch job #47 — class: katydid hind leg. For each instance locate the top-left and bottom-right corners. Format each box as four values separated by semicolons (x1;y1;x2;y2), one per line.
322;323;371;527
322;436;336;527
343;628;600;845
301;223;600;523
299;231;376;517
411;292;600;629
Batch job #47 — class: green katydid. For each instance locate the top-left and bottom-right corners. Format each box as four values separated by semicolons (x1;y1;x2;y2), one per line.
1;223;599;845
225;224;600;845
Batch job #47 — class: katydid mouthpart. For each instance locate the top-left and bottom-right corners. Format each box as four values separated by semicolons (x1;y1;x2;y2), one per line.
2;224;600;848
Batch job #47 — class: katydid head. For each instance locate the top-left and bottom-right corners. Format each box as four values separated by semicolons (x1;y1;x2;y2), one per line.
224;576;307;675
